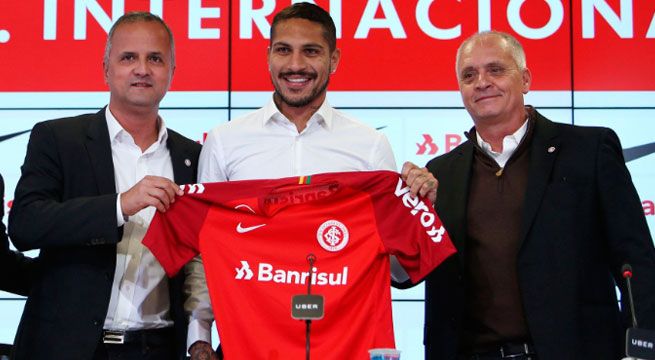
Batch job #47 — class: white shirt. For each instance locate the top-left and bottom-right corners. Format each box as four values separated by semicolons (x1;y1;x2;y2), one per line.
476;119;529;168
200;99;396;182
188;98;397;345
103;106;174;330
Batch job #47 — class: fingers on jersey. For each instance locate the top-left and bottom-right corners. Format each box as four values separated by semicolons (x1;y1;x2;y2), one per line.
400;161;439;203
120;175;181;216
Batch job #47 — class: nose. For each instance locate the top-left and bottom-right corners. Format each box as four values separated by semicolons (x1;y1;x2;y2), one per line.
474;71;491;89
286;50;307;72
133;58;150;76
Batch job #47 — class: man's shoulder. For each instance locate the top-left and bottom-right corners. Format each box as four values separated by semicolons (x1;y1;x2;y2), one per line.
426;140;473;168
213;107;266;134
32;111;103;138
534;112;614;143
167;129;202;164
328;108;387;142
166;128;201;152
330;108;375;128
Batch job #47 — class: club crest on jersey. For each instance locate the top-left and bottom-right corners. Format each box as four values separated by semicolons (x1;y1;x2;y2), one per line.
316;220;349;252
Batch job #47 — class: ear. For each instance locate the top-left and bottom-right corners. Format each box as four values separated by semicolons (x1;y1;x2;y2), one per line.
103;61;109;85
521;67;532;94
330;48;341;74
169;64;176;88
266;46;272;72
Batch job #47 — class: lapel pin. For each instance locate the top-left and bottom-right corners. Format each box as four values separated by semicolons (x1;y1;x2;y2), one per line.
184;159;191;167
547;146;556;153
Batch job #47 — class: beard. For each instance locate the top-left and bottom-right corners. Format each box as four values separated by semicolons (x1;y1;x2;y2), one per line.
272;71;330;108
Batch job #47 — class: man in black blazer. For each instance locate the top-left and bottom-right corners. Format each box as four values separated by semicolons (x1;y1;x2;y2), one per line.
0;174;37;296
423;31;655;359
8;12;201;360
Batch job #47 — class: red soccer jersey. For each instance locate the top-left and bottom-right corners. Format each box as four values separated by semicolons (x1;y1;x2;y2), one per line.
143;170;456;359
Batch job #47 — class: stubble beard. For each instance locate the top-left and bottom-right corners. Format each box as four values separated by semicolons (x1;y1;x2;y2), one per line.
273;76;330;108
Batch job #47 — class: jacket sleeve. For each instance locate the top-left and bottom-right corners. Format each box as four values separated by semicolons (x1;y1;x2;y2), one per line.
8;121;120;251
0;174;38;296
597;129;655;329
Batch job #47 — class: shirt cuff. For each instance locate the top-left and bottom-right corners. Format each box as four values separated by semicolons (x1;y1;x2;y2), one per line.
390;255;410;283
187;319;215;351
116;193;126;227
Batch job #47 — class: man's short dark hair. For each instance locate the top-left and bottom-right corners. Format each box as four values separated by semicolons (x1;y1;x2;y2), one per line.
270;2;337;52
104;11;175;66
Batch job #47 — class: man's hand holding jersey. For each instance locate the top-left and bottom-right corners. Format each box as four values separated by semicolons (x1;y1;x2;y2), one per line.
401;161;438;204
120;175;184;216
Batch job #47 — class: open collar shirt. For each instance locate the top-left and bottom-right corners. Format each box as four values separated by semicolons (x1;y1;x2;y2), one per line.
104;106;174;331
198;99;397;182
189;98;398;345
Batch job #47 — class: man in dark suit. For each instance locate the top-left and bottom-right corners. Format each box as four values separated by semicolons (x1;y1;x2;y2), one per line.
8;12;201;360
423;31;655;359
0;174;36;296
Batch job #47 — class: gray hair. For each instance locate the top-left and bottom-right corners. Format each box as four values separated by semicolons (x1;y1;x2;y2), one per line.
104;12;175;66
456;31;526;73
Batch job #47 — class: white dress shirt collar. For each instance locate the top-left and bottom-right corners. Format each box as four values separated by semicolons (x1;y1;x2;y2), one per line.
476;118;529;168
105;106;168;152
103;105;174;331
262;98;333;131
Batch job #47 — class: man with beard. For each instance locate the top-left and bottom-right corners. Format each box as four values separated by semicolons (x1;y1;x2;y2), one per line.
187;2;438;359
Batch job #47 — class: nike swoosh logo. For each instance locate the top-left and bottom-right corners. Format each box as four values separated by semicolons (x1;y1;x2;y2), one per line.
0;129;30;143
623;142;655;163
236;223;266;233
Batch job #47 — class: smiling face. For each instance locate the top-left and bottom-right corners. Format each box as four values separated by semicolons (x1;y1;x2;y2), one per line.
104;20;174;115
267;18;340;112
456;34;531;128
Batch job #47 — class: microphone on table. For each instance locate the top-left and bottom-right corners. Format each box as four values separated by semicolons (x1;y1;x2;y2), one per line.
622;264;655;360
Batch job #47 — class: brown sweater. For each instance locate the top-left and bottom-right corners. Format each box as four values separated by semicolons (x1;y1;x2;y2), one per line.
463;116;535;352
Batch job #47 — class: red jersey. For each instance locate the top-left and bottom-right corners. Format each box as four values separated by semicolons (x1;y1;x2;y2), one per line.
143;171;456;359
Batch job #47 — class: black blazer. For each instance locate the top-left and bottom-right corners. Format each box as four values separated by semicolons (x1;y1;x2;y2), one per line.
423;111;655;360
8;109;201;360
0;174;37;296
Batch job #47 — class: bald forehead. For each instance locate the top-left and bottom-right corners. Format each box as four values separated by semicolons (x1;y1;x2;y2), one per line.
459;34;510;62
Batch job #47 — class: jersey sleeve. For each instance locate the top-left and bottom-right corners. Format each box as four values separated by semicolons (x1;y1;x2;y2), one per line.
369;172;457;283
143;184;212;277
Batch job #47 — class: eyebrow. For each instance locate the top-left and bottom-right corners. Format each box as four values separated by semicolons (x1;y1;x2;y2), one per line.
271;41;325;49
460;61;508;72
302;43;324;49
485;61;506;68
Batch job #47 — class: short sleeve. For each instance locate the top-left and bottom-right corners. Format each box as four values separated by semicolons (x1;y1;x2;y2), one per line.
143;185;212;277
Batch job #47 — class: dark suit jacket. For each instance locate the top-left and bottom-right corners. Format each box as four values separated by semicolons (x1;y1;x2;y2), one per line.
0;174;37;296
8;109;201;360
424;111;655;360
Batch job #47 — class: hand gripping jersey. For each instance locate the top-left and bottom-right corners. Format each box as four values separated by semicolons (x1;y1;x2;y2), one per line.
143;170;456;359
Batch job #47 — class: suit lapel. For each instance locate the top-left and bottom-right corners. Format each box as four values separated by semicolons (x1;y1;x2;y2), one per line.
437;142;474;261
85;108;116;195
519;113;560;247
167;130;196;185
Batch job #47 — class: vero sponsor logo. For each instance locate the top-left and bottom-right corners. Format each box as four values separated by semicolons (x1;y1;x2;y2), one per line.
234;261;348;286
394;178;446;243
